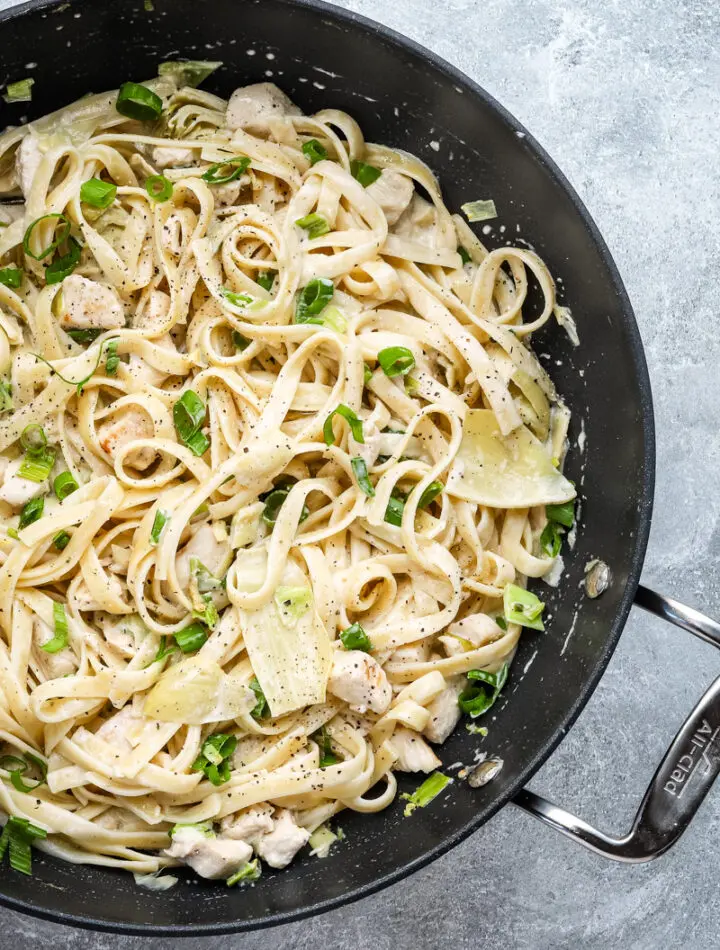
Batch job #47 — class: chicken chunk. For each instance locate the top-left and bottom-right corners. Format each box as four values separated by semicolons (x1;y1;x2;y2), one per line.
226;83;301;136
97;408;155;470
327;649;392;715
423;677;465;744
164;826;252;880
256;810;310;869
389;727;442;773
220;805;274;848
33;618;76;681
60;275;125;331
176;523;232;589
366;170;414;226
152;145;195;169
448;613;503;647
15;133;43;200
0;456;48;507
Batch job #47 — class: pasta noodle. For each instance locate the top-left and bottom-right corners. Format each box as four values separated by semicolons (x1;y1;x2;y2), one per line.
0;72;576;882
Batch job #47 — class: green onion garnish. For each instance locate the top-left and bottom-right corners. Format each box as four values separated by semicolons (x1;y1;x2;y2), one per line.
323;404;364;446
540;522;562;557
18;496;43;530
503;583;545;631
461;198;497;223
384;489;406;527
150;509;169;544
313;726;339;767
256;270;276;292
457;245;472;265
363;363;372;386
417;481;443;509
158;60;222;88
0;816;47;876
66;328;101;344
295;212;330;239
175;621;208;653
351;457;375;496
540;499;575;557
145;174;173;202
0;267;22;289
0;752;47;794
153;635;177;663
53;471;78;501
350;160;381;187
249;676;269;719
20;423;47;454
23;213;71;262
53;531;71;551
339;622;372;652
44;236;82;285
226;859;261;886
105;339;120;376
0;380;11;413
173;389;209;457
116;81;163;122
295;277;334;324
458;663;509;718
3;78;34;103
260;483;309;526
80;178;117;209
400;772;451;817
192;595;219;629
302;139;328;165
378;346;415;378
42;601;69;654
232;330;251;351
546;499;575;528
495;616;507;631
191;733;238;786
18;446;55;483
201;155;250;185
221;288;254;309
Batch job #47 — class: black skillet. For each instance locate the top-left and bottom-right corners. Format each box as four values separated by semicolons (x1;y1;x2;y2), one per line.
1;0;720;935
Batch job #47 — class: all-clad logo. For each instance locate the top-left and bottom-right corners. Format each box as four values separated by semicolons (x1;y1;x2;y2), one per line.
664;719;720;799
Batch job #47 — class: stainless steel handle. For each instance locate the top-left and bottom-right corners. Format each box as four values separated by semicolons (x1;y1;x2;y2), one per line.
512;584;720;862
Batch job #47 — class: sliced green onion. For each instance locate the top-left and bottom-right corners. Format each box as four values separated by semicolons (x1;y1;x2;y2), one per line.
503;583;545;631
54;471;78;501
295;277;334;324
351;457;375;496
295;212;330;239
495;616;507;631
363;363;373;386
192;595;219;629
153;635;177;663
173;389;209;457
378;346;415;378
23;214;71;262
313;726;339;767
400;772;451;817
461;198;497;222
261;484;308;526
0;752;47;794
540;521;562;558
190;557;223;593
18;496;43;530
174;621;208;654
384;490;406;527
227;859;261;886
0;380;11;413
168;821;214;839
457;245;472;265
42;601;69;654
116;81;163;122
221;287;254;308
158;60;222;88
256;270;276;292
32;338;107;396
0;816;47;876
0;267;22;289
458;663;509;718
546;499;575;528
66;328;101;344
201;155;250;185
302;139;328;165
150;509;169;544
232;330;251;351
3;78;34;103
274;586;312;626
145;174;173;202
20;423;47;454
18;447;55;483
317;304;347;334
323;404;364;446
249;676;269;719
105;339;120;376
418;481;443;509
339;622;372;652
45;236;82;285
405;375;420;396
80;178;117;209
53;531;71;551
191;733;237;786
350;160;381;187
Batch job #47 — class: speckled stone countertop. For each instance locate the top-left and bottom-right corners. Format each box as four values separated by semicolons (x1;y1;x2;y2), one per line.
1;0;720;947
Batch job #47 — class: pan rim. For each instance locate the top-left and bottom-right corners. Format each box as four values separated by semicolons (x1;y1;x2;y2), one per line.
0;0;656;935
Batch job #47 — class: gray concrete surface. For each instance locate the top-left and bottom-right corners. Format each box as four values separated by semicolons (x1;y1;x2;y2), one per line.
2;0;720;947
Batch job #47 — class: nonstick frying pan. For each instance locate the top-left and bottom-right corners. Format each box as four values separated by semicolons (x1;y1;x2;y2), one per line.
1;0;720;935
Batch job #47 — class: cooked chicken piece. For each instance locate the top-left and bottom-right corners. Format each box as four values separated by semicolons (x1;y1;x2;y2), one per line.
447;613;503;647
423;677;465;744
176;523;232;589
226;83;301;135
256;810;310;869
327;649;392;715
388;727;442;772
366;170;414;225
100;613;146;658
152;145;194;169
97;407;155;470
220;806;274;847
0;456;48;507
15;134;42;199
164;826;253;880
59;275;125;331
33;617;76;680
